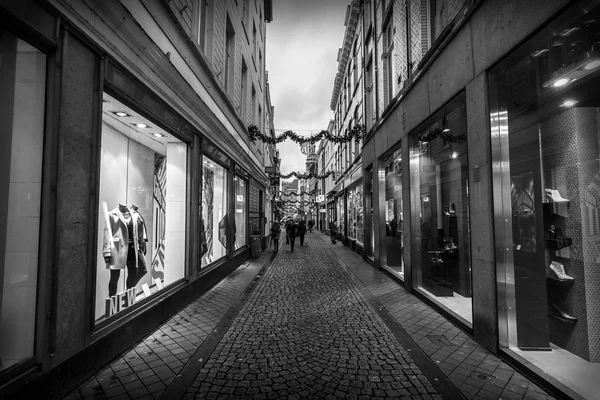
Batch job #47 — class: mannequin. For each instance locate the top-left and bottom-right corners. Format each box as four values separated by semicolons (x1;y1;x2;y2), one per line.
102;203;148;297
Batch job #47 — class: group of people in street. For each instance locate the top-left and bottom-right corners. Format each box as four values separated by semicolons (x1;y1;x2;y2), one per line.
270;218;317;252
270;217;337;252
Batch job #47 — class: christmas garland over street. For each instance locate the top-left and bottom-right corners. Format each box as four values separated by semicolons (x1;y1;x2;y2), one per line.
419;128;467;143
276;189;318;197
248;124;365;144
271;170;335;180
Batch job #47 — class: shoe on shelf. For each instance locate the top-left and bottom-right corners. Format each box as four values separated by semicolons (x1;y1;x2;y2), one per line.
549;261;574;280
545;189;569;203
550;303;577;321
443;205;451;216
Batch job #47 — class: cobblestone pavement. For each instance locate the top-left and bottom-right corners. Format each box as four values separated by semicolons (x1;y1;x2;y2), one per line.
185;237;441;400
64;230;563;400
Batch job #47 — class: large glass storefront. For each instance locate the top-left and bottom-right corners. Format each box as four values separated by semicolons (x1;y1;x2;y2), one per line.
410;93;473;326
382;147;404;276
365;167;374;260
347;183;364;244
490;2;600;397
234;174;248;250
336;194;345;239
97;93;187;324
202;157;228;268
0;32;46;371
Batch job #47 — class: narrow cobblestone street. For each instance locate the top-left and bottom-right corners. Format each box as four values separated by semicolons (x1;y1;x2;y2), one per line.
185;235;440;399
64;231;558;400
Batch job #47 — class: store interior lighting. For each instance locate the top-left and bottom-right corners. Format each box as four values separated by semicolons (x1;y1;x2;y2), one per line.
543;47;600;88
135;123;149;128
112;111;131;117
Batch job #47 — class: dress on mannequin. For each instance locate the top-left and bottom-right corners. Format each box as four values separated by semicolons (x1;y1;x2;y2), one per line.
102;203;148;297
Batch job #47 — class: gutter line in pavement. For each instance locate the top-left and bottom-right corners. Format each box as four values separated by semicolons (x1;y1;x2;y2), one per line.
330;249;466;400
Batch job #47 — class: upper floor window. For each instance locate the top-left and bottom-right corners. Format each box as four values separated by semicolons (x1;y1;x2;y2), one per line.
224;17;235;96
383;19;394;107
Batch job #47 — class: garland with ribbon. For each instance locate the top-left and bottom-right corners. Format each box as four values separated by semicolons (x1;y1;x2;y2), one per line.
270;170;335;180
248;124;365;145
276;189;319;197
418;128;467;143
281;200;313;206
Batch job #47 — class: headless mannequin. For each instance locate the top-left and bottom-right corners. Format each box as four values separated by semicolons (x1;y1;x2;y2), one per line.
106;203;148;296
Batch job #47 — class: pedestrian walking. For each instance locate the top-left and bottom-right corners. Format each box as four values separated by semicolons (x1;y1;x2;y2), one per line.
270;221;281;252
329;219;338;244
298;220;307;246
286;219;297;251
308;219;314;233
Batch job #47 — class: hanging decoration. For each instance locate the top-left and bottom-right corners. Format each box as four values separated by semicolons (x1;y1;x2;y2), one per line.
269;170;335;180
248;124;365;145
276;188;319;197
418;128;467;143
281;200;313;206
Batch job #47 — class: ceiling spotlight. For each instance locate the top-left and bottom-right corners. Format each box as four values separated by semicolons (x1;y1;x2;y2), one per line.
553;78;570;87
135;123;149;128
451;152;458;159
152;133;165;138
442;128;450;132
112;111;131;117
560;99;578;107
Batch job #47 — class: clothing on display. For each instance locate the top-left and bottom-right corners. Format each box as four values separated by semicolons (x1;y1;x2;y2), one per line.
102;202;149;297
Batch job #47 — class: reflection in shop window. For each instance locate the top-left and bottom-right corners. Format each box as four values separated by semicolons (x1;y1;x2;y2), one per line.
96;93;187;324
234;176;247;249
0;33;46;371
411;93;472;326
202;158;228;267
490;3;600;394
383;148;404;276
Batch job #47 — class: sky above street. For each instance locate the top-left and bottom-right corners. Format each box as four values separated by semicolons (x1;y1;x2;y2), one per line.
266;0;350;177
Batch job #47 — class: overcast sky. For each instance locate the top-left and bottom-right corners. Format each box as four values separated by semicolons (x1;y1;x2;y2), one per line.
266;0;350;177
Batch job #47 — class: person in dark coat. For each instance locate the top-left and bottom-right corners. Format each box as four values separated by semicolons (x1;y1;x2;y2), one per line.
329;219;338;244
307;219;314;232
286;220;298;251
298;220;307;246
270;221;281;252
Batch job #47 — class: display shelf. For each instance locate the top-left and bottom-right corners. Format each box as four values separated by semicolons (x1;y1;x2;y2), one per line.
546;276;574;288
549;313;578;323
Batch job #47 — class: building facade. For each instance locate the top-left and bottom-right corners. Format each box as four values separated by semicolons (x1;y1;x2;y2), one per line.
0;0;274;398
331;0;600;398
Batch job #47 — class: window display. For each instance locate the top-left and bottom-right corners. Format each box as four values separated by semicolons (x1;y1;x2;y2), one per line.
490;2;600;395
366;168;374;260
202;158;228;267
336;195;345;238
234;176;247;249
410;93;472;325
383;148;404;276
96;93;187;324
355;184;364;244
0;33;46;371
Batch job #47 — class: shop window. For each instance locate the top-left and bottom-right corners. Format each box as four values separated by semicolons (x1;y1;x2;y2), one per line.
0;33;46;371
234;176;247;249
410;93;472;326
365;167;375;260
490;2;600;395
382;148;404;277
202;158;228;268
347;184;364;244
96;93;187;324
336;195;345;238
